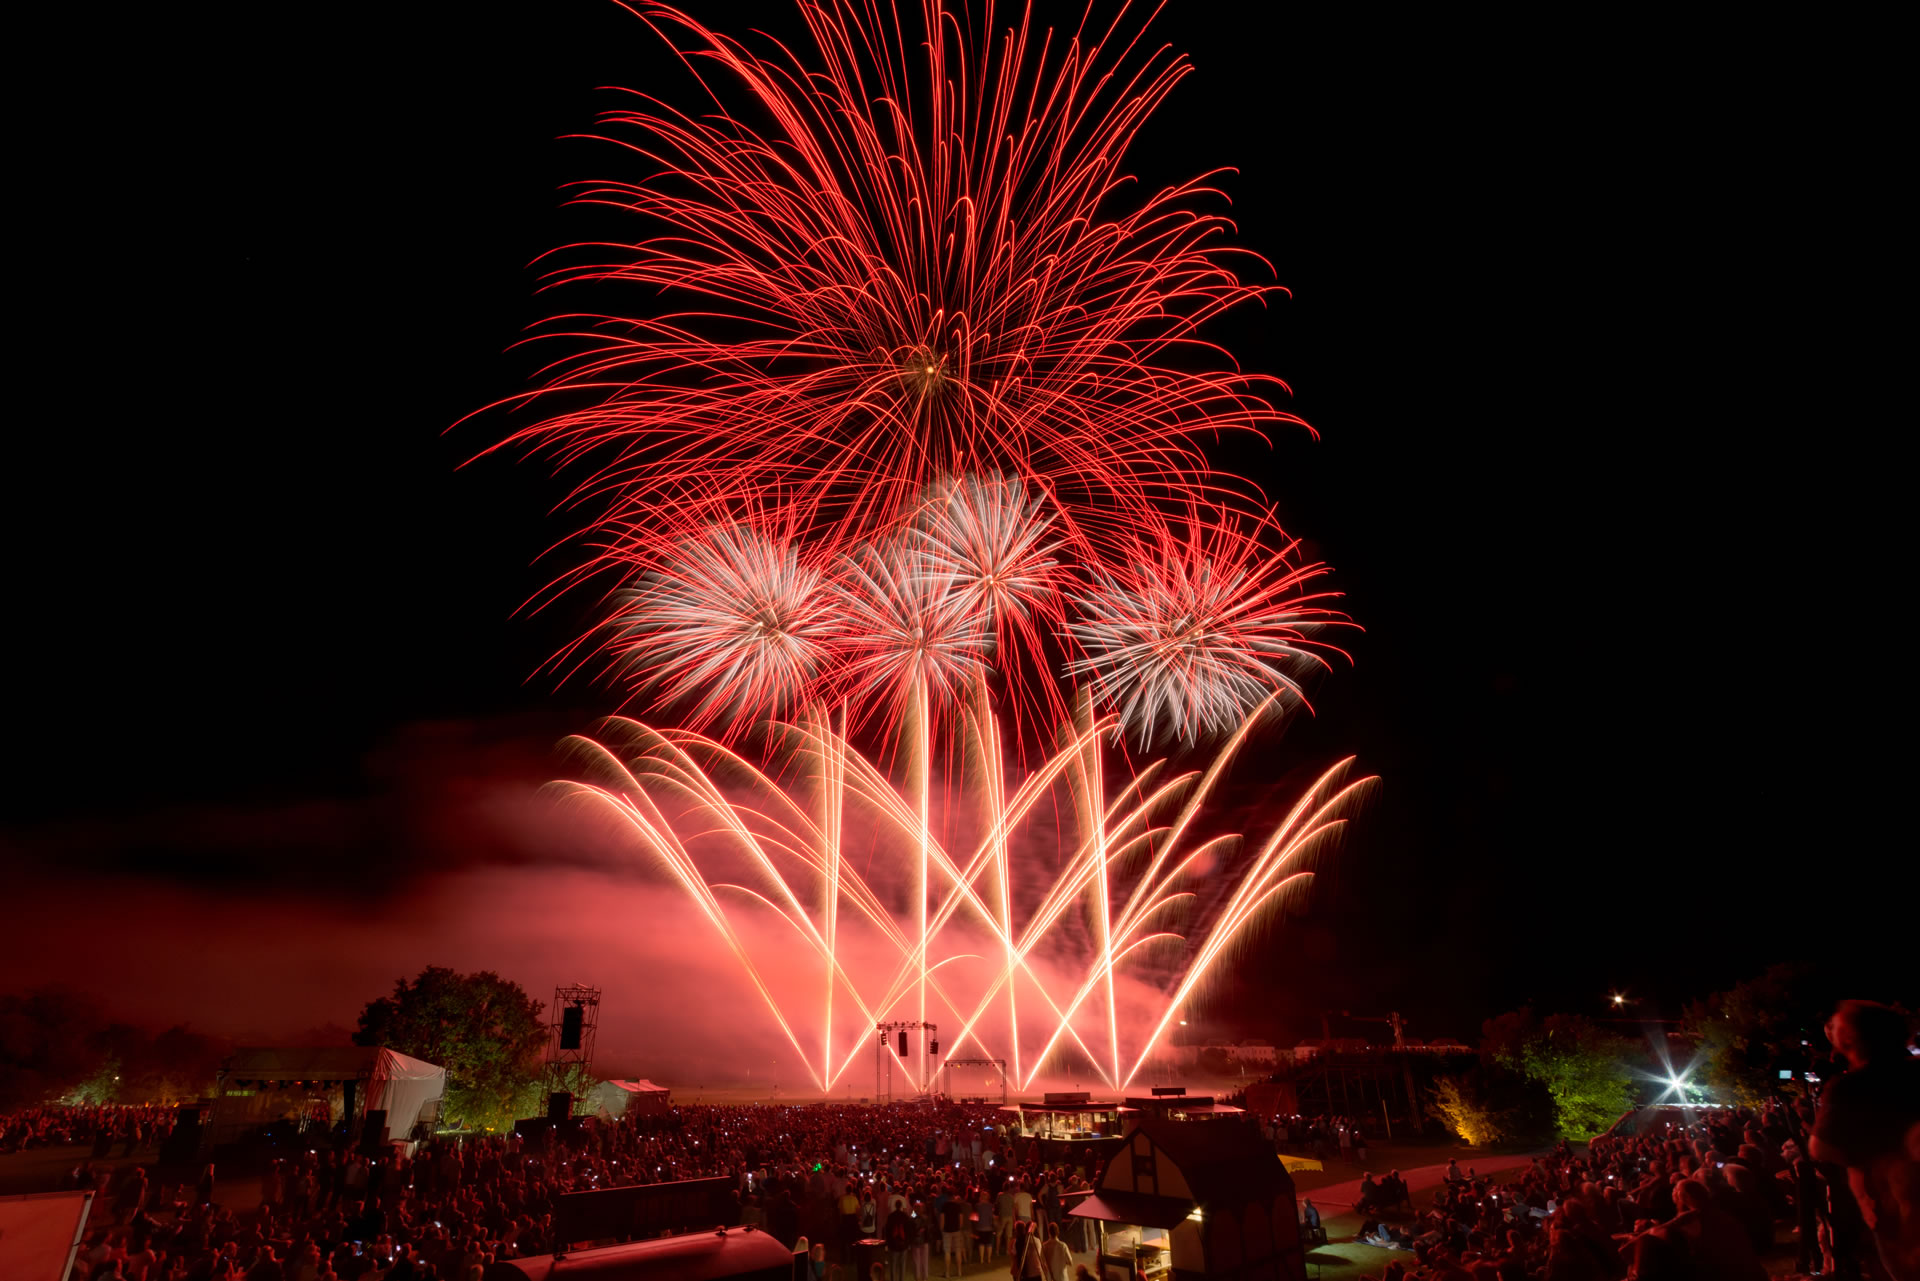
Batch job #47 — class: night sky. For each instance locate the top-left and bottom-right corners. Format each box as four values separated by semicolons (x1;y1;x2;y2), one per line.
7;2;1904;1072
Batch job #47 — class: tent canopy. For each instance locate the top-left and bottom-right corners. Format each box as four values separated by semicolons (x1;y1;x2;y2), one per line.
602;1079;669;1095
365;1051;446;1136
590;1079;671;1119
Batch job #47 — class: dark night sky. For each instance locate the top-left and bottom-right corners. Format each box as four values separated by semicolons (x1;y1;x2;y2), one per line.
6;3;1906;1068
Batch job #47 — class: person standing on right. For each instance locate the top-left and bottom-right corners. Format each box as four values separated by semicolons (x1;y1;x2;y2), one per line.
1810;999;1919;1281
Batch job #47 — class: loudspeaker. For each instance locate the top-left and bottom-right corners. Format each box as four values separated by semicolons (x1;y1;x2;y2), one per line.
360;1109;388;1154
929;1039;939;1056
897;1030;909;1057
560;1004;584;1051
547;1092;572;1123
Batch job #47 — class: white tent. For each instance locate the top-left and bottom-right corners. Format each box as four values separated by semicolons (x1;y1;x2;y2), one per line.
365;1050;447;1138
590;1079;671;1119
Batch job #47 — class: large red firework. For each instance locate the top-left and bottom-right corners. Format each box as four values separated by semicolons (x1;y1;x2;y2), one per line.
475;0;1306;563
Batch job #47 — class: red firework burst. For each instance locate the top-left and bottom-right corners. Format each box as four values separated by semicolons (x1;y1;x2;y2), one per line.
474;0;1306;560
1066;514;1353;747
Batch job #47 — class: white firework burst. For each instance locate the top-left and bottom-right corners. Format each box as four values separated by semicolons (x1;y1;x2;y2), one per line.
608;523;833;730
1067;528;1347;747
827;537;994;723
913;473;1061;629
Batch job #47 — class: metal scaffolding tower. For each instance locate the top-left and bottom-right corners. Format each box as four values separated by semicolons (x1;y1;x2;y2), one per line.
875;1021;937;1104
545;984;602;1102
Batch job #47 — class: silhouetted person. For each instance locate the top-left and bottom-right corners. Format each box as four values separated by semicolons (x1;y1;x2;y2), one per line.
1811;999;1920;1280
884;1202;912;1281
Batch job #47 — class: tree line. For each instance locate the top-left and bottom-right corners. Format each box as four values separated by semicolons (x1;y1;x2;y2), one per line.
1423;963;1880;1146
1;967;590;1132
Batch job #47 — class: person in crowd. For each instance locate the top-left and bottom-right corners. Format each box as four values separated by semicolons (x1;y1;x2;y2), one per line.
1013;1217;1045;1281
883;1198;912;1281
909;1201;932;1281
1040;1222;1073;1281
974;1186;997;1264
939;1190;967;1277
995;1181;1018;1257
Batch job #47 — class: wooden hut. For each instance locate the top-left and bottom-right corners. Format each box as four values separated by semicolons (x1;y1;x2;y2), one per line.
1069;1119;1306;1281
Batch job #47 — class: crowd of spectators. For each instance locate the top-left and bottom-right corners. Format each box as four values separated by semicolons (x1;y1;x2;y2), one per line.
20;1101;1115;1281
1337;1001;1918;1281
7;1000;1910;1281
1;1103;178;1156
1263;1113;1374;1166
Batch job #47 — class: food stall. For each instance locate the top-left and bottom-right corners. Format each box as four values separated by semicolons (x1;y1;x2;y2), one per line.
1003;1091;1133;1139
1070;1119;1306;1281
1123;1088;1248;1125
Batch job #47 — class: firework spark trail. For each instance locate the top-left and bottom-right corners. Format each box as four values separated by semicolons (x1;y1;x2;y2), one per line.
557;733;827;1086
563;703;1375;1090
589;708;1116;1087
1122;762;1378;1084
914;476;1061;631
814;713;1118;1078
596;711;1109;1085
967;685;1023;1085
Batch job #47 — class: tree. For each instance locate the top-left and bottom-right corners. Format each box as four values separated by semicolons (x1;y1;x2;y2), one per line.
0;988;111;1108
1430;1075;1503;1147
126;1026;228;1101
1683;964;1833;1105
354;967;547;1132
1483;1007;1637;1142
61;1058;122;1105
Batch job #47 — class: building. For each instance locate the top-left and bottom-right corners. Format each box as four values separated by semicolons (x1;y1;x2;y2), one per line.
1070;1119;1307;1281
